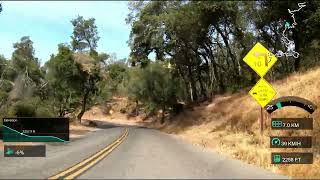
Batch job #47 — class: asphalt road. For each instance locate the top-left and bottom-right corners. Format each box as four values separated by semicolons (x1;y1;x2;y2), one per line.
0;122;288;179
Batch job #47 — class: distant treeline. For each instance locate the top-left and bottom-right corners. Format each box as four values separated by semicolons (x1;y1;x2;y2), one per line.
0;1;319;124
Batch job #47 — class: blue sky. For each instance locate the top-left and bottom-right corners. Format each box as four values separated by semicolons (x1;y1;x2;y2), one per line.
0;1;131;65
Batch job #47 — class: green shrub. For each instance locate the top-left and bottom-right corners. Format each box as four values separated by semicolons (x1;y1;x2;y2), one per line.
126;62;183;117
8;98;55;117
0;80;13;92
35;106;55;117
13;100;37;117
0;91;8;104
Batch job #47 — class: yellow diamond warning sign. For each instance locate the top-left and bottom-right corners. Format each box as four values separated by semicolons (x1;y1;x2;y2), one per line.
249;78;277;108
243;42;277;77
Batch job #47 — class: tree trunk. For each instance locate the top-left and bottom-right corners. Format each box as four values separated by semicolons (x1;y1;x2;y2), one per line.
191;48;210;100
214;25;239;81
202;41;225;95
197;67;207;99
135;100;139;116
187;65;197;101
77;90;90;123
177;64;190;102
160;105;165;124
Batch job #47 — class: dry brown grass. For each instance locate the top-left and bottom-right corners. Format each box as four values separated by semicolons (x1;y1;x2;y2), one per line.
158;67;320;178
82;97;147;127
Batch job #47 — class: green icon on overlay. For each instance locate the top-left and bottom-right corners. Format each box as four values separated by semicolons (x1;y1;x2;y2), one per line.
273;154;282;163
271;137;281;146
272;120;282;128
5;148;14;155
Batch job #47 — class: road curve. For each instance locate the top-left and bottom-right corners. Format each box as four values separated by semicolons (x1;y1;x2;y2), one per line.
79;127;288;179
0;123;288;179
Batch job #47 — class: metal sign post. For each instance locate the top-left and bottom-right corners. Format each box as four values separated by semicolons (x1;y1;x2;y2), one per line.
243;42;278;136
260;107;264;134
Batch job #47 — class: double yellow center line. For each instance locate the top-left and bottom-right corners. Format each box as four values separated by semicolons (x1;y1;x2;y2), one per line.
48;128;129;179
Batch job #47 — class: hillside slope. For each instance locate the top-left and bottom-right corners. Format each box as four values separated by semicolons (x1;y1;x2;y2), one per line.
156;67;320;178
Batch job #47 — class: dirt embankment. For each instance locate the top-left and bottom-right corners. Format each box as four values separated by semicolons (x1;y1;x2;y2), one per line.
158;67;320;178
